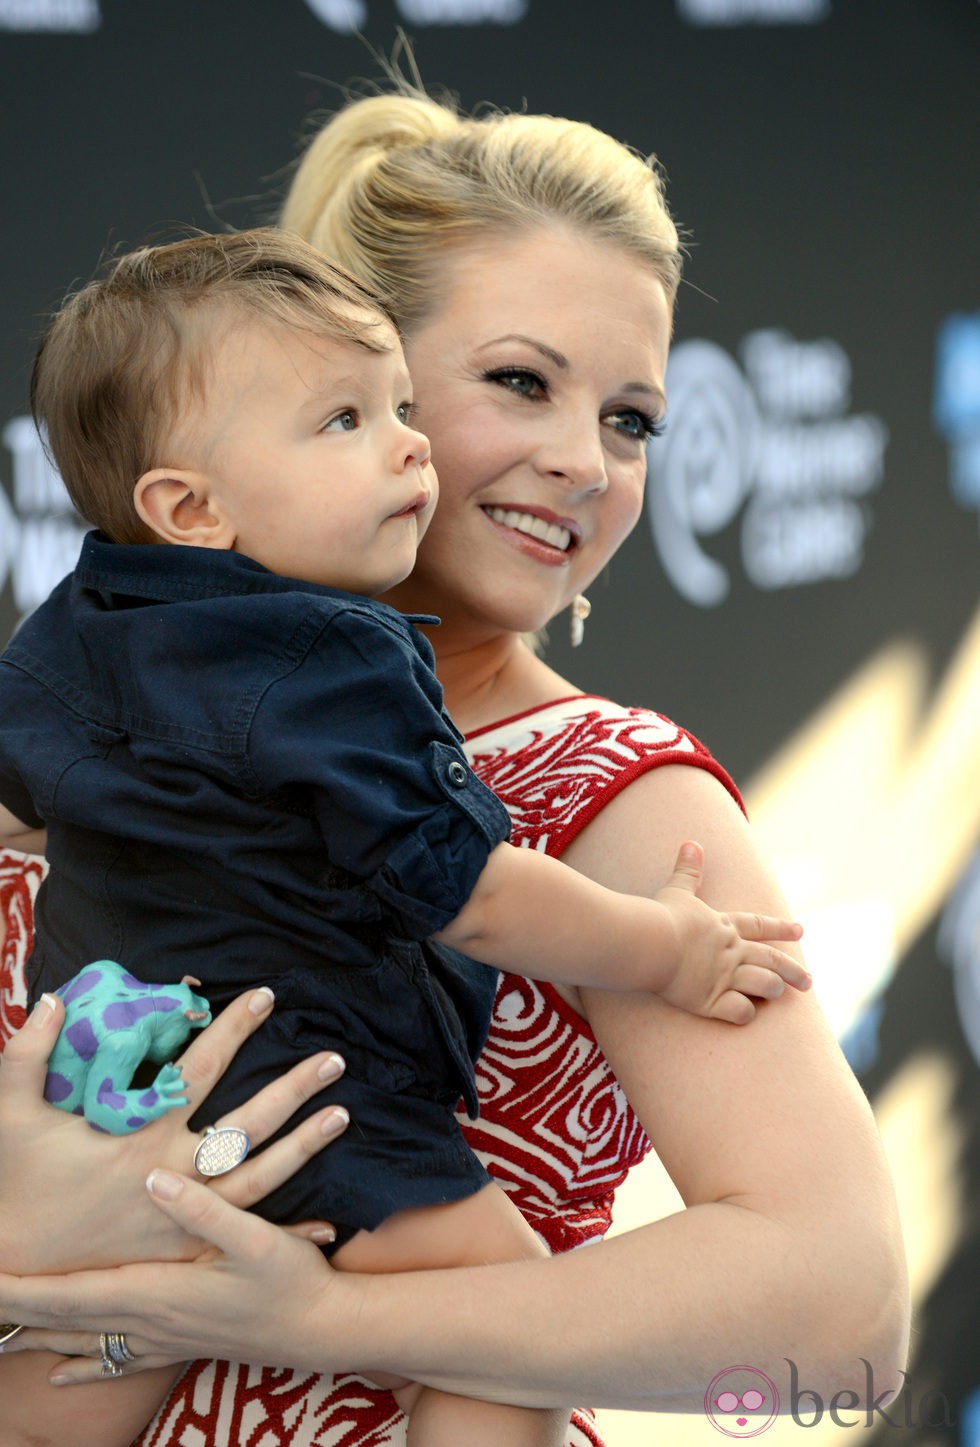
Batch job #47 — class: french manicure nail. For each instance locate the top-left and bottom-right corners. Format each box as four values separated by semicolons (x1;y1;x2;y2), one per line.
147;1168;185;1200
323;1106;349;1134
248;986;275;1016
27;993;58;1029
318;1052;345;1082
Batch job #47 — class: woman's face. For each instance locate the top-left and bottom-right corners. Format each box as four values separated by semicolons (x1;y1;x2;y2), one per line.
383;226;671;639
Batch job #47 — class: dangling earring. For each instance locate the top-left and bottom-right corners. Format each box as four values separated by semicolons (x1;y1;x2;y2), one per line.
569;593;591;648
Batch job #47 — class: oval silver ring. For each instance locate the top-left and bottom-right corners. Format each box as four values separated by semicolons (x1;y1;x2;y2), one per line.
193;1124;251;1178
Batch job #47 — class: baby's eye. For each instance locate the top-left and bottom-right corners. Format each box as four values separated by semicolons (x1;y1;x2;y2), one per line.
483;367;547;399
396;401;418;426
323;410;358;432
607;408;666;442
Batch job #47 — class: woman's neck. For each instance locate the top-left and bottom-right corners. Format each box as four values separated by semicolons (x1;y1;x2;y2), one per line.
416;624;581;735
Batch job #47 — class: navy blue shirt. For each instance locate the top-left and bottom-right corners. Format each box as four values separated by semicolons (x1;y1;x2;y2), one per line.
0;535;512;1232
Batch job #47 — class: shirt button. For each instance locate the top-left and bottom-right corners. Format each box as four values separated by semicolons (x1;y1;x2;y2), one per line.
446;760;468;787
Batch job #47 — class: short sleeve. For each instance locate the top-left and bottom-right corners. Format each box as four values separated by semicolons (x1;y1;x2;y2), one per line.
0;662;49;828
247;604;511;938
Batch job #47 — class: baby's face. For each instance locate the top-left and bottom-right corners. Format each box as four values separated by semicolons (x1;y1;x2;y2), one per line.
179;313;437;596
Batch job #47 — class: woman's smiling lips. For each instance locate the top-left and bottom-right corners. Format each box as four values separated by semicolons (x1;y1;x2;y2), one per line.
481;505;580;561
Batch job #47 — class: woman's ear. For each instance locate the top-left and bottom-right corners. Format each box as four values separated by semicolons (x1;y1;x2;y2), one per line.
134;469;237;549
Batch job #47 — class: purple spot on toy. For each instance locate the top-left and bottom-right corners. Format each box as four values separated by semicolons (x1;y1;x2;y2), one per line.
64;1017;99;1062
149;994;182;1013
104;998;157;1029
126;1116;147;1130
43;1071;73;1104
61;968;103;1006
97;1076;126;1110
139;1089;159;1107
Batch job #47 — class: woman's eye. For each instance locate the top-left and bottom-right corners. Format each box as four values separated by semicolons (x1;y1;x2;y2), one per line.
324;410;357;432
484;367;546;399
608;408;666;442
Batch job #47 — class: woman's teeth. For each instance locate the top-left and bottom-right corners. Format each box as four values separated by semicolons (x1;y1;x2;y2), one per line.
484;507;572;552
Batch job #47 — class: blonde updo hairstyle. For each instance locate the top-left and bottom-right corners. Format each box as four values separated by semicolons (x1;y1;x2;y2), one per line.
280;88;682;339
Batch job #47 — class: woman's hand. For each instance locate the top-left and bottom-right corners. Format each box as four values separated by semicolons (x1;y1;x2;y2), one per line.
0;1171;353;1384
0;989;348;1274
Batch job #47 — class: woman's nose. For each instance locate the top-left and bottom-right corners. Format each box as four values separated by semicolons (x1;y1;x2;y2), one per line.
535;416;607;494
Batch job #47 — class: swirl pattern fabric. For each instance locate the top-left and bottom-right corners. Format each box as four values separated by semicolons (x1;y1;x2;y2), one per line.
0;695;739;1446
0;848;42;1043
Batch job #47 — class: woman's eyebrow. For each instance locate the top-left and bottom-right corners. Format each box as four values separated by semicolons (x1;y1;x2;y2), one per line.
476;334;568;369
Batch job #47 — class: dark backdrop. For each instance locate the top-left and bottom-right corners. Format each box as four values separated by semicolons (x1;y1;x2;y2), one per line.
1;3;977;1440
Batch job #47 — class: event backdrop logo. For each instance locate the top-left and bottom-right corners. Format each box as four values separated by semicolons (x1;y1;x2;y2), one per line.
0;0;99;29
676;0;829;22
303;0;526;30
0;418;85;623
646;330;888;607
933;311;980;515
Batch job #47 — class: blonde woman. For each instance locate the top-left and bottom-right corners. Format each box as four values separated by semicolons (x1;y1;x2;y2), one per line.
0;81;909;1447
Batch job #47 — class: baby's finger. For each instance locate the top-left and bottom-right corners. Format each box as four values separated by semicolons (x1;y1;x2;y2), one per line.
752;945;811;991
728;912;803;944
732;964;787;1001
217;1103;349;1211
711;990;756;1026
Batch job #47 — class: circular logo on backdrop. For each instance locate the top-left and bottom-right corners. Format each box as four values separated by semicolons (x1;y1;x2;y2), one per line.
704;1365;780;1437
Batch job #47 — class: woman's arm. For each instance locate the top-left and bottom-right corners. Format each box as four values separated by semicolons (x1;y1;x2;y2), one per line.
562;763;910;1404
1;768;909;1409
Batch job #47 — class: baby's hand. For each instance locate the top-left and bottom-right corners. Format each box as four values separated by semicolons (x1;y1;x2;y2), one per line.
654;841;809;1024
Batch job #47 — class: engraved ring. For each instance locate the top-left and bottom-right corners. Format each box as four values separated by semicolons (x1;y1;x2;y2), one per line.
0;1322;24;1345
104;1331;137;1365
99;1332;124;1377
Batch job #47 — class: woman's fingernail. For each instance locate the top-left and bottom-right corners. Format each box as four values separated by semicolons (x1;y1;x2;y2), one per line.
323;1106;349;1136
49;1373;72;1386
317;1052;345;1082
309;1224;337;1245
147;1168;185;1201
27;993;58;1029
248;986;275;1016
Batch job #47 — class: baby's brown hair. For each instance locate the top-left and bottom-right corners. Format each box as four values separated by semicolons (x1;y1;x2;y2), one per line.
32;228;393;544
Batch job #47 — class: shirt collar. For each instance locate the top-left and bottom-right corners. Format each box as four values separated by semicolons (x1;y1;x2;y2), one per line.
73;531;440;626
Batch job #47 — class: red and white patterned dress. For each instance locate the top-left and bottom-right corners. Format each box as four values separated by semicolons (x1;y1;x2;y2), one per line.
0;694;740;1447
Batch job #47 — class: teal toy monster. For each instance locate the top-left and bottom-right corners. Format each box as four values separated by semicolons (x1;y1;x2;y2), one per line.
43;960;212;1134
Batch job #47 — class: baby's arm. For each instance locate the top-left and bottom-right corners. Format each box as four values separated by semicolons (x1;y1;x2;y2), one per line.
435;839;808;1024
0;799;46;856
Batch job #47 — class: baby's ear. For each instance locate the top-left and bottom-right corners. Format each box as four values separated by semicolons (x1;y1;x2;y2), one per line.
134;469;236;549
